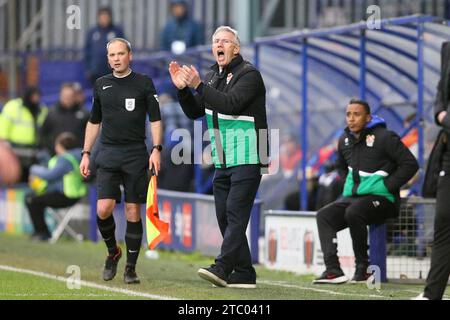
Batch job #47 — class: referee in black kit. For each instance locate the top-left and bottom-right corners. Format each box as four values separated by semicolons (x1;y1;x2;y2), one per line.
80;38;162;284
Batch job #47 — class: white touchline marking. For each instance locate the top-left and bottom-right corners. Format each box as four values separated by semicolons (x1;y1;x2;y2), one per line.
0;265;180;300
259;280;450;300
258;280;386;299
4;265;447;300
2;293;118;297
400;289;450;300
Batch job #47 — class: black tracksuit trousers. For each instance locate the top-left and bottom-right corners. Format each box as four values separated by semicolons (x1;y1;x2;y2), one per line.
212;165;261;278
316;195;396;271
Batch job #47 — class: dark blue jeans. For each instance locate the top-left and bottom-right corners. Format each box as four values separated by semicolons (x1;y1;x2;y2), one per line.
212;165;262;278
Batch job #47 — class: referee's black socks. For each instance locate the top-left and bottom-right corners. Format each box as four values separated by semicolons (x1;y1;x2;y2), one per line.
97;215;118;255
125;220;143;267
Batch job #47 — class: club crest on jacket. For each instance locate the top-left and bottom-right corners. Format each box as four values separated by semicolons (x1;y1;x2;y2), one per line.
366;134;375;147
226;73;233;85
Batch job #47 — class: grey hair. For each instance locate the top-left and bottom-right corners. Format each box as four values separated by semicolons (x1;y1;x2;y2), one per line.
106;38;132;52
212;26;240;46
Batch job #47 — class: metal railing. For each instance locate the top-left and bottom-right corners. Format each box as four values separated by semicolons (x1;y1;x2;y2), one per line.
386;197;436;283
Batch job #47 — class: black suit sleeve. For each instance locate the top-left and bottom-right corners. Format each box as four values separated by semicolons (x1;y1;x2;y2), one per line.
383;131;419;192
434;79;450;130
177;87;205;120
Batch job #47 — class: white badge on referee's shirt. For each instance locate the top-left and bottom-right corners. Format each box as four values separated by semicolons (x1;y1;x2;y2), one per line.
125;99;135;111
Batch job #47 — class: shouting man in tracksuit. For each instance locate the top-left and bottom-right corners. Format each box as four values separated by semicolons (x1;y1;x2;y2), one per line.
169;26;268;289
313;99;418;284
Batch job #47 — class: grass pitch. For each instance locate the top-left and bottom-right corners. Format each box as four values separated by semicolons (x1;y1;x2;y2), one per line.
0;233;445;300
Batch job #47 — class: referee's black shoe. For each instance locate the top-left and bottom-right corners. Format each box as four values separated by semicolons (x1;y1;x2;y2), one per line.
103;247;122;281
124;265;140;284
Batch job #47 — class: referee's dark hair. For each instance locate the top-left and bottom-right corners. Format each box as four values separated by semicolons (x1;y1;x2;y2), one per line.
348;98;371;115
106;38;132;53
55;132;78;151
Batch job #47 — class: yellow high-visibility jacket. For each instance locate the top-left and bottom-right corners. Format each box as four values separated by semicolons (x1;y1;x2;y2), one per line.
0;98;47;146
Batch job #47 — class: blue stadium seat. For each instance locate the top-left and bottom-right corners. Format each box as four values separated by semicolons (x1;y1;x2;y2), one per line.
39;60;88;106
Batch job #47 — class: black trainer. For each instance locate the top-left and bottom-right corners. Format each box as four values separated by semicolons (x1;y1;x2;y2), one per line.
313;269;348;284
197;264;228;287
351;266;373;283
124;265;141;284
103;247;122;281
227;272;257;289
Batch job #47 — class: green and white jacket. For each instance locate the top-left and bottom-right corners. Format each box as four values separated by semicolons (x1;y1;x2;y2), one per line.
177;55;269;169
337;116;418;205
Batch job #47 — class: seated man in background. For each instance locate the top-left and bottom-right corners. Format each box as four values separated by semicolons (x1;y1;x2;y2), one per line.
313;99;418;284
26;132;87;241
40;83;89;156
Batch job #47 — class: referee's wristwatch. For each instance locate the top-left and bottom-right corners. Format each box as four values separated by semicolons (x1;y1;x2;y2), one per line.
81;150;91;157
152;145;163;152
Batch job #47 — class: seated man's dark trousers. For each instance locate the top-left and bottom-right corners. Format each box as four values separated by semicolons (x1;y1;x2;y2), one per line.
26;192;79;238
316;195;396;271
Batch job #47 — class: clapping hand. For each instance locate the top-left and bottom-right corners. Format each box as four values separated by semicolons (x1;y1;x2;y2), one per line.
169;62;202;90
180;65;202;89
169;61;187;90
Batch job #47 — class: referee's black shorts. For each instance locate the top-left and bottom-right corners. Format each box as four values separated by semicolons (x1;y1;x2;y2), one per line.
95;143;149;204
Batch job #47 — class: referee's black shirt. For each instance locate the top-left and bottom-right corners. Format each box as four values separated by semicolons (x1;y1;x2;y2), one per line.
89;72;161;145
